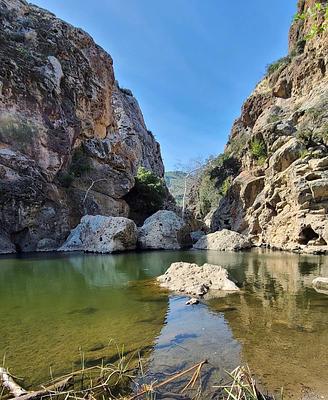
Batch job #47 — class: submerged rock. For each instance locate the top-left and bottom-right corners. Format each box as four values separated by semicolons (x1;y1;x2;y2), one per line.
157;261;239;296
138;210;191;250
193;229;251;251
186;298;199;305
59;215;137;253
312;277;328;294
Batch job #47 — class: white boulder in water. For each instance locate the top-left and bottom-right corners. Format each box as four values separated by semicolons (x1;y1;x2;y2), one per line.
194;229;251;251
59;215;137;253
312;277;328;294
138;210;191;250
157;261;239;296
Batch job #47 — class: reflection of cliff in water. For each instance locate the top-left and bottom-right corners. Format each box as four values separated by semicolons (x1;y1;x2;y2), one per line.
0;253;169;387
208;251;328;398
67;251;171;287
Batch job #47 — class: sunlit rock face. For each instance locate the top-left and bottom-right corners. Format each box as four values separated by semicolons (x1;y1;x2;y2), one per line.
59;215;138;253
202;0;328;254
0;0;165;253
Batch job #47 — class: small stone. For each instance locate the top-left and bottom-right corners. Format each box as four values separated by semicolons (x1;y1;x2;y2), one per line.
186;298;199;305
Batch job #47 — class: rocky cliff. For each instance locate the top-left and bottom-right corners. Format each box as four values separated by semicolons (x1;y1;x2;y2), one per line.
0;0;165;253
198;0;328;254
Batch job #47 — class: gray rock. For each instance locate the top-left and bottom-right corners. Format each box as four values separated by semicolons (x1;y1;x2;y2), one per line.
138;210;191;250
193;229;252;251
186;298;199;305
59;215;137;253
190;230;205;243
36;238;58;252
157;261;239;297
0;231;16;254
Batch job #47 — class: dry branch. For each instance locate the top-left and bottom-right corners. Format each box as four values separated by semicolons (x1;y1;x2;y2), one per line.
0;368;27;397
0;369;73;400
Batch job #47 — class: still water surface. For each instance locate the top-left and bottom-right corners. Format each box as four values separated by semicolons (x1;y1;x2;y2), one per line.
0;249;327;398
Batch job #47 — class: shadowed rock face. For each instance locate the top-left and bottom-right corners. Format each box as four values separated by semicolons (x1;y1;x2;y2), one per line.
203;0;328;254
0;0;165;253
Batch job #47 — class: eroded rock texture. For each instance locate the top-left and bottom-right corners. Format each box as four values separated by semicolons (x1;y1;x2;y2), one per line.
205;0;328;254
138;210;192;250
157;262;239;297
59;215;138;253
0;0;164;253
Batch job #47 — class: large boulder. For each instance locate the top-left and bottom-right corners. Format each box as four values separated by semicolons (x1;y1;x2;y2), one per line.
59;215;137;253
194;229;252;251
157;261;239;296
138;210;191;250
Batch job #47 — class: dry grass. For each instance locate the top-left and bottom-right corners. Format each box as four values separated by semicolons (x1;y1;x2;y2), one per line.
0;349;278;400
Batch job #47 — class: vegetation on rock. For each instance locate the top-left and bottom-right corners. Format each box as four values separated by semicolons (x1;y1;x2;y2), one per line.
250;138;267;165
294;1;328;40
196;154;241;217
124;167;166;224
266;56;291;75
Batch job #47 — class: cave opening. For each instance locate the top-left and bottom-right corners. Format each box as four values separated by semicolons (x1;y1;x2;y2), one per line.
298;226;319;245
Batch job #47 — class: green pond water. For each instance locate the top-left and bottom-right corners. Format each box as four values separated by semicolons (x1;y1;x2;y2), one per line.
0;249;328;399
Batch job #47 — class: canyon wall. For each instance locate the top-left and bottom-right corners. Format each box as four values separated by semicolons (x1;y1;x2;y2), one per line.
197;0;328;254
0;0;165;253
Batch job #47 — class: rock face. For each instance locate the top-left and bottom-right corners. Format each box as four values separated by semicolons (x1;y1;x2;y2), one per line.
138;210;192;250
193;0;328;254
157;262;239;296
59;215;137;253
0;231;16;254
0;0;165;253
193;229;252;251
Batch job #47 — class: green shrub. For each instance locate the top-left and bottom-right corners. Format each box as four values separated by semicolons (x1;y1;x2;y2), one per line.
297;122;328;148
0;115;37;148
198;174;221;217
267;114;281;124
197;154;241;217
124;167;166;223
294;2;328;40
220;176;232;196
266;56;290;75
226;133;248;157
57;172;74;188
250;139;267;161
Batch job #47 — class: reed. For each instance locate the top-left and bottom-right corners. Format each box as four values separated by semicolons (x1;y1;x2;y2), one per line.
0;349;277;400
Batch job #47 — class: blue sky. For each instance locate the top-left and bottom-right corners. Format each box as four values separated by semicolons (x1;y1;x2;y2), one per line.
32;0;296;170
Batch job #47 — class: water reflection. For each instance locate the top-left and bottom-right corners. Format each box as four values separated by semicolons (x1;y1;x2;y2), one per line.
206;250;328;399
0;252;169;387
0;249;327;399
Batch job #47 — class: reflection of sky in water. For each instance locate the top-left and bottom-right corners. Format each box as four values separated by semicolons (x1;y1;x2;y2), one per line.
149;296;240;378
0;249;328;398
